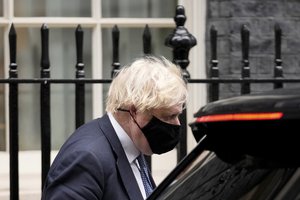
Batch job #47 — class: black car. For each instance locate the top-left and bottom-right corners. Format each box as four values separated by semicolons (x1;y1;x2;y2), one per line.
147;87;300;200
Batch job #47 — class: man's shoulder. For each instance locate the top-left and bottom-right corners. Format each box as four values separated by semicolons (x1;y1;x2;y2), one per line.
73;114;111;135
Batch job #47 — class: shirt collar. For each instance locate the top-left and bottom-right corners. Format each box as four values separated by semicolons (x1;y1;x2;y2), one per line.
108;112;140;163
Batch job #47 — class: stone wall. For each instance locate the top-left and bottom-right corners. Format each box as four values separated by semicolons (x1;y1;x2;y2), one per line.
206;0;300;99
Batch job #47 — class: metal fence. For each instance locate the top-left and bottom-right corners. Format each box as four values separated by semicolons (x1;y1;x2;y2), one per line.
3;5;300;200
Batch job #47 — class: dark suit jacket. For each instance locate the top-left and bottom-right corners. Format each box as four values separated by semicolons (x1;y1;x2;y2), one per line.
42;114;149;200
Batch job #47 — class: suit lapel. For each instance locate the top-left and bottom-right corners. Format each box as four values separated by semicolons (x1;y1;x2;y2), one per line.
116;154;144;200
98;114;144;200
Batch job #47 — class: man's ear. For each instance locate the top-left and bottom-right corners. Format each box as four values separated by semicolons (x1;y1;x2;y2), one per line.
129;105;137;117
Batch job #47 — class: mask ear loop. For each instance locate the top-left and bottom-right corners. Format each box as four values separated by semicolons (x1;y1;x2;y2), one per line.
117;108;143;130
117;108;130;112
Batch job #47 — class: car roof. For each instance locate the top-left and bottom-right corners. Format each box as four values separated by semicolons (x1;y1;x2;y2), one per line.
194;87;300;118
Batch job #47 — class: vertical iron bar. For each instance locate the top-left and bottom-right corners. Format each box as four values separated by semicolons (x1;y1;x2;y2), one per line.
143;24;152;170
75;25;85;128
9;24;19;200
274;23;283;89
165;5;197;162
40;24;51;190
143;25;151;55
111;25;120;78
209;25;219;102
241;25;250;94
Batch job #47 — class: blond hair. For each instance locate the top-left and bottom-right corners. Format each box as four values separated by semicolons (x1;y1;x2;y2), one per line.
105;55;188;113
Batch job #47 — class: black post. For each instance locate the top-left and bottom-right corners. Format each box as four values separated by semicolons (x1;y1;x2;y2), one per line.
40;24;51;189
75;25;85;128
143;24;151;55
274;23;283;89
9;24;19;200
142;24;152;170
241;25;250;94
165;5;196;162
209;25;219;102
111;25;120;78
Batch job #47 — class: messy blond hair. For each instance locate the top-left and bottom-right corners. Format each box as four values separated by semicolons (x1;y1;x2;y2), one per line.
105;55;188;113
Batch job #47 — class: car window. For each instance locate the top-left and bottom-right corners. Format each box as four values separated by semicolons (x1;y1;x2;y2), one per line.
153;151;298;200
238;168;297;200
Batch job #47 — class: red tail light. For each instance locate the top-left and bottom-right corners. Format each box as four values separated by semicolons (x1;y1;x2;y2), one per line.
196;112;283;122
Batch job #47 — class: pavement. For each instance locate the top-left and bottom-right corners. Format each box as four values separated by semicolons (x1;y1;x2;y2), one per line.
0;151;44;200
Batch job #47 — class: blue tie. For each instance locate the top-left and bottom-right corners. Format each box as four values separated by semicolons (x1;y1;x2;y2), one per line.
137;154;153;197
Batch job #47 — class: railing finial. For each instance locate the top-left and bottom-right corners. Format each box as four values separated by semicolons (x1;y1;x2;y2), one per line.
165;5;197;79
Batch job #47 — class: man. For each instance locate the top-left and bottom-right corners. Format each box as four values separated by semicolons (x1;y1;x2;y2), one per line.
42;55;188;200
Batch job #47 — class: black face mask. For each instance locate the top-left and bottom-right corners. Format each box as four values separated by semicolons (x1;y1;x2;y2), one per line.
118;108;181;154
139;116;181;154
